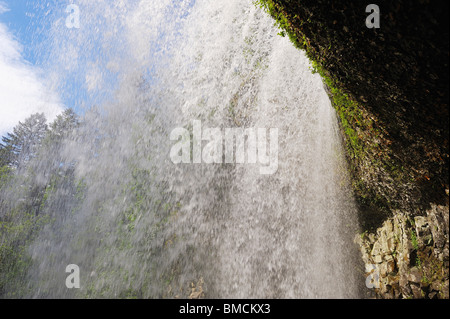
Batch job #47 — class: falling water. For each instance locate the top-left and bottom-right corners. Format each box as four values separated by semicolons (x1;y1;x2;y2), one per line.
2;0;364;298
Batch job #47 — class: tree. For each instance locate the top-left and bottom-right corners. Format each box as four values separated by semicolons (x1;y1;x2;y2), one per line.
48;108;79;140
0;142;13;168
0;113;48;168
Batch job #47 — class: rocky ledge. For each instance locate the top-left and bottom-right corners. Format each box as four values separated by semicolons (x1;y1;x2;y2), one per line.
356;203;449;299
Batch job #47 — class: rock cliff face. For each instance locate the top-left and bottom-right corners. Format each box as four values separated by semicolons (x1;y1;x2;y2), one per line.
257;0;449;298
356;204;449;298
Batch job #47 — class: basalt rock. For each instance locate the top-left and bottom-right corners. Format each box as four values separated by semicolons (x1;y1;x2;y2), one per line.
356;204;449;299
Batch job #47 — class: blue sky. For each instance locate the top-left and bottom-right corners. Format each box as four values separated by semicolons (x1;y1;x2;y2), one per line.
0;0;148;136
0;1;45;62
0;1;98;136
0;0;196;137
0;1;66;136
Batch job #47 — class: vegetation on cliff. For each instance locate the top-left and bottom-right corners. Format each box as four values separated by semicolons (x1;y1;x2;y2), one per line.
255;0;448;228
256;0;449;298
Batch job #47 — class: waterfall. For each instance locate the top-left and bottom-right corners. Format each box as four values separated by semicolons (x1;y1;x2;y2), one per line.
1;0;363;298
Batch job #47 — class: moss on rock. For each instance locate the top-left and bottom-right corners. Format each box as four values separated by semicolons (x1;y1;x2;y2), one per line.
256;0;449;298
256;0;448;225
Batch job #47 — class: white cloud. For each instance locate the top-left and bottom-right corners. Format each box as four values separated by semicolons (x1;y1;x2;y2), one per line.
0;22;64;137
0;1;9;15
